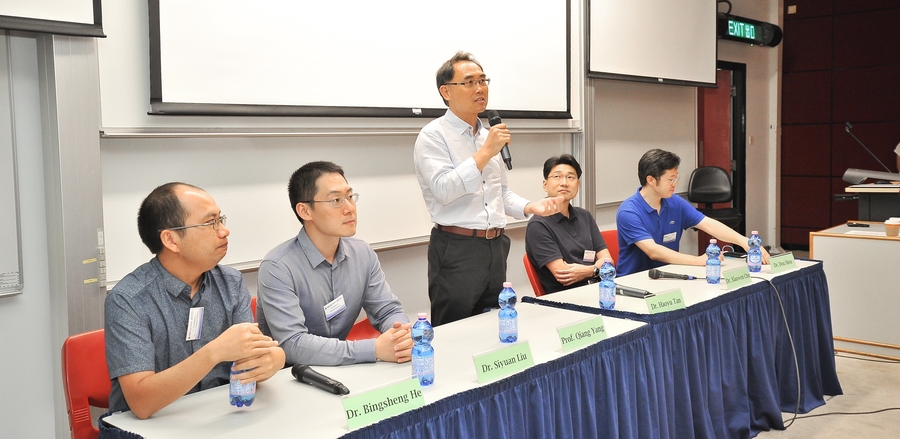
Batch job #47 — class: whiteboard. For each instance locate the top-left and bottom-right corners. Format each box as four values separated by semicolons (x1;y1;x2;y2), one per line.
593;79;697;204
0;0;103;37
150;0;570;118
100;132;568;283
587;0;716;87
0;38;23;295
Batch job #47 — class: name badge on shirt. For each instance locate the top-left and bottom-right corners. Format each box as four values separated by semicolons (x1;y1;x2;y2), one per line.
186;307;204;341
582;250;596;263
663;232;677;243
324;295;347;321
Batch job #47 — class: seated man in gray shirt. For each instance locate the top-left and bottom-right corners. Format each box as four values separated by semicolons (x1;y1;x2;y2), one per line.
105;182;284;419
257;161;412;366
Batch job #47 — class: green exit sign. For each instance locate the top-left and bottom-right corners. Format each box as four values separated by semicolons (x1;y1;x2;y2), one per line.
727;19;757;40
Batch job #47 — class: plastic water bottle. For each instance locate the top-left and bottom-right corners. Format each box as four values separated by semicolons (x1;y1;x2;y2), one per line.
498;282;518;343
747;231;762;273
229;362;256;407
706;239;721;285
411;313;435;386
598;258;616;310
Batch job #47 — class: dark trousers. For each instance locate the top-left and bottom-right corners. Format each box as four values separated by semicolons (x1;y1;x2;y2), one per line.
427;227;510;326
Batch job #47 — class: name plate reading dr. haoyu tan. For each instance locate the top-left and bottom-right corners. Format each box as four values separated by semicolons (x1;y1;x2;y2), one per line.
556;316;607;353
472;341;535;384
646;289;686;314
342;377;424;430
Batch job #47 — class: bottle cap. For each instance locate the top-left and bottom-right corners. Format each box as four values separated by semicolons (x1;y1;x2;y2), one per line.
604;257;613;263
710;239;717;243
752;230;758;234
417;312;427;319
503;281;512;288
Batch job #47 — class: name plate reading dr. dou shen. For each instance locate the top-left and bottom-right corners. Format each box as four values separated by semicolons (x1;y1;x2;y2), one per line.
556;316;607;353
770;252;797;274
723;265;752;290
342;377;424;431
646;289;686;314
473;340;535;383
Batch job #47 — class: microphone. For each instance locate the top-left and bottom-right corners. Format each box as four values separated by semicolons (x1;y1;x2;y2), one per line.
648;268;700;280
291;364;350;395
845;122;892;173
486;110;513;170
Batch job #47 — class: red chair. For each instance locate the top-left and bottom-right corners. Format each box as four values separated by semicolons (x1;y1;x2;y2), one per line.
250;296;257;322
62;329;110;439
523;253;547;297
346;319;381;340
601;229;619;266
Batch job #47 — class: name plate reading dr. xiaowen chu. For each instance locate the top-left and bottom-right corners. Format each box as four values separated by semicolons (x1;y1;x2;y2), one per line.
342;377;424;431
472;341;535;384
723;265;752;290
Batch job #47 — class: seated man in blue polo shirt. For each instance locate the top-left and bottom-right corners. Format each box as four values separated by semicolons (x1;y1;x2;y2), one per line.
525;154;611;294
616;149;769;276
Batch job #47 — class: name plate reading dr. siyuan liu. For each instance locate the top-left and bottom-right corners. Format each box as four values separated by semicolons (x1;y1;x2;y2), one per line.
473;341;535;384
646;289;686;314
770;252;797;274
556;316;607;353
723;265;752;290
342;377;424;431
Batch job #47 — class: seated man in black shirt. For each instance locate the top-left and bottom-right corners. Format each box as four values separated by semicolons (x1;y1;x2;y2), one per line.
525;155;612;294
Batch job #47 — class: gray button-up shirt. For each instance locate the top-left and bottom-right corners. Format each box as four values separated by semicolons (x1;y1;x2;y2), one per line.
105;257;252;413
257;228;408;366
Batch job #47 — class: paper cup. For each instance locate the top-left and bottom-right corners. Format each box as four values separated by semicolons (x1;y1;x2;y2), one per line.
885;220;900;237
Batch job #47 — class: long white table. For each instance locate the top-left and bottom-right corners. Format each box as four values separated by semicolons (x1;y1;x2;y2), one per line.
526;259;842;439
104;303;646;438
547;258;818;313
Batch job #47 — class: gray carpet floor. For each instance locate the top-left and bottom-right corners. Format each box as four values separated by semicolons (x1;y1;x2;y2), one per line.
755;353;900;438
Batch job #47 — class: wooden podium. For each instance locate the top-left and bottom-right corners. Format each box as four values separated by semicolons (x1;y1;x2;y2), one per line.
845;184;900;221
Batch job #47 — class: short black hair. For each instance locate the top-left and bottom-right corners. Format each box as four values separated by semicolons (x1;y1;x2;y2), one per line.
435;51;483;107
638;149;680;186
542;154;583;179
288;161;346;224
137;182;201;254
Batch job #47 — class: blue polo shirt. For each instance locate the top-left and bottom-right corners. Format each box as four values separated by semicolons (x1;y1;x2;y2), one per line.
616;188;705;276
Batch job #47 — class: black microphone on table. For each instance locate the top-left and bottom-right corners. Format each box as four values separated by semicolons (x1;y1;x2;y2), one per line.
291;364;350;395
845;122;893;174
486;110;513;170
648;268;701;281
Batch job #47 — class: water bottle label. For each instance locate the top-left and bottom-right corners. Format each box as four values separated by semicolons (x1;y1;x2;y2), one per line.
748;253;762;264
706;264;720;284
230;379;256;396
499;317;518;335
412;355;434;376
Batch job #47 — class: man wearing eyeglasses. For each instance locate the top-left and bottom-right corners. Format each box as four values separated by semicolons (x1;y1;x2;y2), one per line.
104;183;285;419
256;161;412;367
615;149;769;276
414;51;563;326
525;155;612;294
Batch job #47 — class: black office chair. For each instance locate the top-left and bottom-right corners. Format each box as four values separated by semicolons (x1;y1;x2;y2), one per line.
687;166;743;230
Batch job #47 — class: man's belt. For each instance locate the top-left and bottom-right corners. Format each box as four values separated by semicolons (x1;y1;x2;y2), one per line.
436;225;505;240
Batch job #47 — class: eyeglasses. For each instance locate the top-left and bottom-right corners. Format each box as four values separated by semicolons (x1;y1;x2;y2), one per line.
302;193;360;208
548;174;578;183
664;176;680;185
160;215;227;233
444;78;490;89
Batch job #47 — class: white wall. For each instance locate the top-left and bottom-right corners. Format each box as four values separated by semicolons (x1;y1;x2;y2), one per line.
0;33;60;439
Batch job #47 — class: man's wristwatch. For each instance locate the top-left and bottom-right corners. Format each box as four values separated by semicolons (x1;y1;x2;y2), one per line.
593;266;600;278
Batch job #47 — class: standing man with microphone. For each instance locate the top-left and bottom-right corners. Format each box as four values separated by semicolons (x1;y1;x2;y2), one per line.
414;51;563;326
